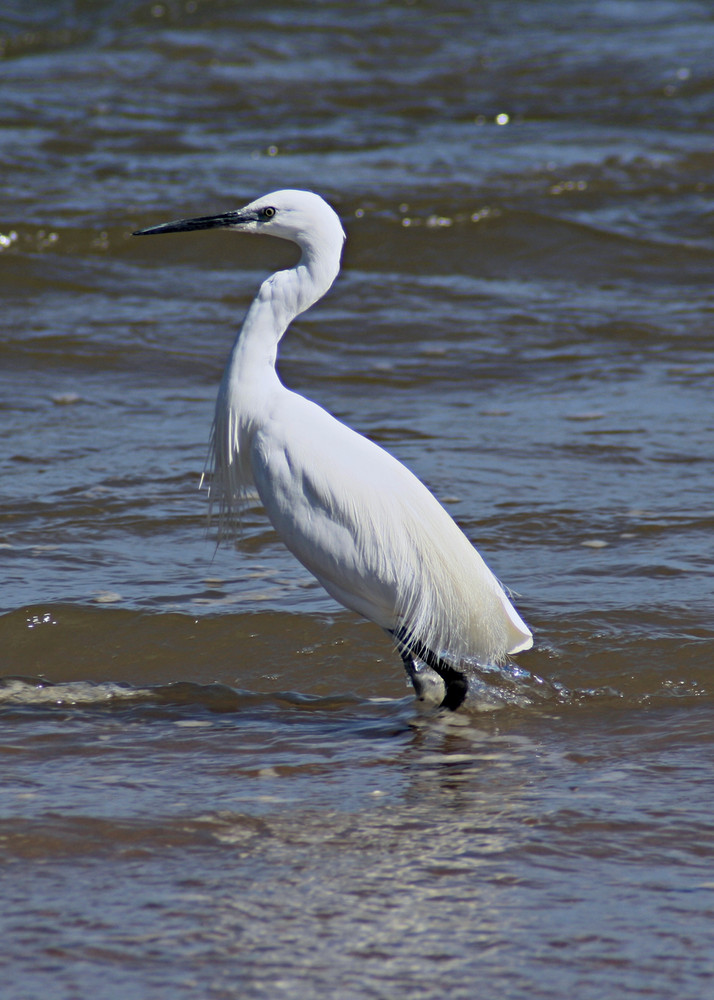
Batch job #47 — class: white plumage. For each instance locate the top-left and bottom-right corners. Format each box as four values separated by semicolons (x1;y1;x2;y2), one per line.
134;189;532;708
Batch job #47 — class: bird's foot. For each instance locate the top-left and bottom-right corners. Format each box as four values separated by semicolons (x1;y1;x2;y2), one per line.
398;640;468;711
402;657;445;705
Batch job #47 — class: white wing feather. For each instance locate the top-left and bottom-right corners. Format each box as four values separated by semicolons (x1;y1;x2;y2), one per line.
248;390;532;664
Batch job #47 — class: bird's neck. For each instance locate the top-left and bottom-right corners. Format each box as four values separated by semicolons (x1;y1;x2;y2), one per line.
227;250;339;382
208;238;342;526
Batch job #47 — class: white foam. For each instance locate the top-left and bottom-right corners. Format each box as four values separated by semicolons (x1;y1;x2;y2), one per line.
0;678;146;706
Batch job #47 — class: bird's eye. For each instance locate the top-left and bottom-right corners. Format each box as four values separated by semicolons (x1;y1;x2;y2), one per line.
262;206;276;219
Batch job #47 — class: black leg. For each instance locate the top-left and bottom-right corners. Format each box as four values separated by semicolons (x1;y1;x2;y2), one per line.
392;628;468;711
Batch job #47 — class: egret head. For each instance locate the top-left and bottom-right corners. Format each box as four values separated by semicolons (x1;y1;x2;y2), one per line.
133;189;346;260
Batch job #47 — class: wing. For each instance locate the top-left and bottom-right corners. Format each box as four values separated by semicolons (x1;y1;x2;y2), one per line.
249;390;532;663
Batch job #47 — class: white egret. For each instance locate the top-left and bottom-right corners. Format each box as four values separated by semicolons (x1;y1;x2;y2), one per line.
134;190;532;709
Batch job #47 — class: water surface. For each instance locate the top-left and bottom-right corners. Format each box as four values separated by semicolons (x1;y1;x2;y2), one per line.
1;2;713;998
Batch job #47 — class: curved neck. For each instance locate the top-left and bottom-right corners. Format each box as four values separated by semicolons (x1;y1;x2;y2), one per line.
208;220;343;523
230;248;340;379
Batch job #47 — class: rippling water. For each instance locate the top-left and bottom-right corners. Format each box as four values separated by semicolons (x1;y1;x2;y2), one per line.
2;2;714;998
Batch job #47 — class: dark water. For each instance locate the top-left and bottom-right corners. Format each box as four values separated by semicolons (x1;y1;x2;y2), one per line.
2;2;714;997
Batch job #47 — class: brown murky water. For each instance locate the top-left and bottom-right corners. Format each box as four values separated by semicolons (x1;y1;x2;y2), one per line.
1;2;713;998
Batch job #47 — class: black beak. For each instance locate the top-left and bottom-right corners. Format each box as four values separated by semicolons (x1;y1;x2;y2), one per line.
133;209;253;237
